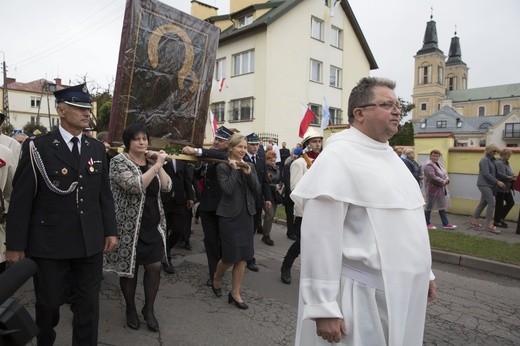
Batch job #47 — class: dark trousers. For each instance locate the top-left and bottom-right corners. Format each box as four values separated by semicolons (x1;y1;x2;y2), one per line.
199;210;221;279
164;204;188;256
284;197;295;236
32;253;103;346
283;217;302;268
494;191;515;222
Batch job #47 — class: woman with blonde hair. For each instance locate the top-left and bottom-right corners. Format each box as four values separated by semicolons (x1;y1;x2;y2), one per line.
212;134;260;309
470;144;506;234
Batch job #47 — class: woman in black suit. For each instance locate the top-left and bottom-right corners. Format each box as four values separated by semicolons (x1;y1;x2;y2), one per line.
212;134;260;309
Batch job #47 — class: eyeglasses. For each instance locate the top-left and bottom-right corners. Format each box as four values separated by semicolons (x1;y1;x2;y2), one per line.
358;101;401;111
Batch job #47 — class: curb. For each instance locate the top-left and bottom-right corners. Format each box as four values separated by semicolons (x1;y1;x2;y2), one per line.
275;218;520;280
431;249;520;280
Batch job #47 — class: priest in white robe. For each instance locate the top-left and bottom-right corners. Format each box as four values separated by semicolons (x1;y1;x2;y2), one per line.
291;77;437;345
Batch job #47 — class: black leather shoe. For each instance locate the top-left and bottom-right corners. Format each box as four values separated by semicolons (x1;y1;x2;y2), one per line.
162;261;175;274
247;261;259;272
262;236;274;246
206;278;213;286
288;234;298;241
211;281;222;297
126;308;140;330
141;307;159;332
281;265;291;285
228;292;248;310
494;222;508;228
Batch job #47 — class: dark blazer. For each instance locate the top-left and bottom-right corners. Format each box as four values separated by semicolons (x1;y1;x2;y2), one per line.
216;162;260;218
161;159;195;210
196;148;228;212
243;153;270;201
6;129;117;259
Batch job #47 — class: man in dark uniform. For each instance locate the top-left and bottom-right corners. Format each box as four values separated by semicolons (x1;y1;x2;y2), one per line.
161;158;195;273
181;126;231;286
243;133;269;272
5;83;118;345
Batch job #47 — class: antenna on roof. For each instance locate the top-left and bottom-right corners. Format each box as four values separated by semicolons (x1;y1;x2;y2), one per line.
430;6;433;20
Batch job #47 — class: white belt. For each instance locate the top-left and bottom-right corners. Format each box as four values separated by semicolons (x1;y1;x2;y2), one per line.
341;260;384;291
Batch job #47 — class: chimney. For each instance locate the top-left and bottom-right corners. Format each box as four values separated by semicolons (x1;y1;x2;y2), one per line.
6;77;15;84
191;0;218;20
54;78;62;87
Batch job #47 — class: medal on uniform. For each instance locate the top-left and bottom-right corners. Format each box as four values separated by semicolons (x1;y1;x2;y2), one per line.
61;167;68;175
88;158;95;173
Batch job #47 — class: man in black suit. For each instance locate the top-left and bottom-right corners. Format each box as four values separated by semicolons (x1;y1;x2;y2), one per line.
5;83;118;345
279;141;291;175
242;133;270;272
161;158;195;273
181;126;232;285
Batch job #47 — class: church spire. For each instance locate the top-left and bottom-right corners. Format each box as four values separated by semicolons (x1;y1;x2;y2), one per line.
446;27;466;66
416;15;443;55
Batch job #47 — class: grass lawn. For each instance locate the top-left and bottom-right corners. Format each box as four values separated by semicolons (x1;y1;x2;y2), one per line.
274;207;520;266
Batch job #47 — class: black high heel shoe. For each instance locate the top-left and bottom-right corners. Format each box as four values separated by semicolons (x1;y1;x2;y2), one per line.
211;281;222;297
228;292;248;310
141;306;159;332
126;308;140;330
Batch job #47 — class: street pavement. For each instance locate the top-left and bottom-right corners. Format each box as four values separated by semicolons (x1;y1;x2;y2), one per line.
11;213;520;345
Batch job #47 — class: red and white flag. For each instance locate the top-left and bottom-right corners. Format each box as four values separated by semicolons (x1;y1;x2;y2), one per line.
299;104;316;138
209;109;218;137
218;77;225;92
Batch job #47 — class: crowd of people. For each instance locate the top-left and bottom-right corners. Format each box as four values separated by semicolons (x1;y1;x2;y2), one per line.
0;76;517;345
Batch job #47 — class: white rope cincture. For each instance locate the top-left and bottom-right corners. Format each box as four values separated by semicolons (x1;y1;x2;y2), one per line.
29;140;78;195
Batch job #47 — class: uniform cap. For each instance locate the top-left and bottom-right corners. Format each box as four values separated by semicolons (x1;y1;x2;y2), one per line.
215;126;233;140
245;133;260;144
53;83;93;109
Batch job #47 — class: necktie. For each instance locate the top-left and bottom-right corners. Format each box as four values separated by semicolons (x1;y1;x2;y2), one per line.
252;155;256;165
71;137;80;166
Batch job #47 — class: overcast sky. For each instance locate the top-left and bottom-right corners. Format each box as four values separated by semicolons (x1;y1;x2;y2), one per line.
1;0;519;102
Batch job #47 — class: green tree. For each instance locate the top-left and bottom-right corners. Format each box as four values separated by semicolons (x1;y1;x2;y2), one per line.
389;98;415;146
1;123;14;136
93;91;112;131
23;122;48;136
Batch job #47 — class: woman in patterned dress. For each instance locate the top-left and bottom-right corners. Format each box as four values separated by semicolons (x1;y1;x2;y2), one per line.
103;123;171;332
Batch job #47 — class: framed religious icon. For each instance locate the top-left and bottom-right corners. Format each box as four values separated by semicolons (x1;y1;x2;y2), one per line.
109;0;219;148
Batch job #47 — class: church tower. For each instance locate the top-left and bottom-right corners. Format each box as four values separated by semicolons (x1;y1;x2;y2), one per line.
444;30;469;92
412;15;446;118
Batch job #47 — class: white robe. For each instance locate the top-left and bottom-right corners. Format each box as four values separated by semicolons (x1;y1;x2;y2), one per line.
291;127;434;345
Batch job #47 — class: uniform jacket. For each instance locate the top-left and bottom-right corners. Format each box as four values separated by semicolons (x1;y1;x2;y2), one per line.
104;153;172;277
161;159;194;210
6;129;117;259
196;148;228;212
243;153;270;202
216;162;260;218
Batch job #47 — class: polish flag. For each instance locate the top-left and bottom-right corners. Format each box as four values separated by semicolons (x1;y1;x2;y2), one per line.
209;109;218;137
218;77;225;92
299;105;316;138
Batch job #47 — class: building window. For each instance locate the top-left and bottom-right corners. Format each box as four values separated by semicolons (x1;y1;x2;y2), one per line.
503;105;511;115
436;120;447;128
232;50;254;76
462;77;467;89
311;17;324;41
30;97;41;108
30;116;36;124
478;106;485;116
331;26;342;49
215;58;226;80
505;123;520;138
211;102;226;123
329;107;342;125
310;59;322;83
438;66;443;84
237;15;253;28
421;102;427;111
419;65;431;84
310;104;321;126
229;97;254;121
456;118;462;128
329;66;341;88
420;120;427;128
447;76;457;91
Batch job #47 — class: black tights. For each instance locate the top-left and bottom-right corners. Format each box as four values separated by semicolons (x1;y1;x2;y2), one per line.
120;262;161;321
